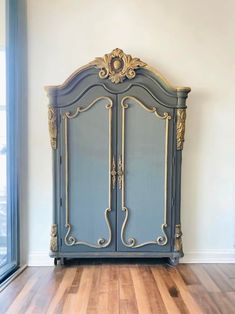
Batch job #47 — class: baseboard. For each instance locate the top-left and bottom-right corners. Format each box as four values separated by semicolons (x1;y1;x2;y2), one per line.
27;250;235;266
180;250;235;263
27;251;54;266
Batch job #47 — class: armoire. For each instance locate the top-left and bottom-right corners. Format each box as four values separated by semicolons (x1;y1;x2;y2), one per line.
45;48;190;265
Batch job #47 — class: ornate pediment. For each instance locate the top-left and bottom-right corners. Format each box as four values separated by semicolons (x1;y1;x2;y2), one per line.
90;48;146;84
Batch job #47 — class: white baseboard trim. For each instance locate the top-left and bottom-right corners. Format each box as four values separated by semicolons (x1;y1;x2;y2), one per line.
27;250;235;266
27;251;54;266
180;250;235;263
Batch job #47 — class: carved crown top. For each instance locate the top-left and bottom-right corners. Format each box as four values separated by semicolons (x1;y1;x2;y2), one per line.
89;48;146;84
45;48;191;93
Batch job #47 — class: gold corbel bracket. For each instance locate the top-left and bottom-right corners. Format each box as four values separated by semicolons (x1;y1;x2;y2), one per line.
176;109;186;150
174;224;183;252
48;106;57;149
50;224;58;252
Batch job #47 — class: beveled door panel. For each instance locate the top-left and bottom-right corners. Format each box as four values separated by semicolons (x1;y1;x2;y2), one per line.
60;91;116;252
117;88;173;252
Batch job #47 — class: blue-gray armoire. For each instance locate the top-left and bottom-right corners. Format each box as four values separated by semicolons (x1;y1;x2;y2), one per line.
45;48;190;265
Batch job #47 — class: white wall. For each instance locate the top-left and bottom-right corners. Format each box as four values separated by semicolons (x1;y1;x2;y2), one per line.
26;0;235;265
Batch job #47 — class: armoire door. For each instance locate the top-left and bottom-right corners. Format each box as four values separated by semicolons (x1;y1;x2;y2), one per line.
117;86;173;252
60;88;116;252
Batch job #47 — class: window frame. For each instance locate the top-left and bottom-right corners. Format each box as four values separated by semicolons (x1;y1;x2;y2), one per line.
0;0;26;283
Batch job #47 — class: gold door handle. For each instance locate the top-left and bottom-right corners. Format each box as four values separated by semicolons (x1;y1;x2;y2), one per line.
111;156;117;189
111;156;123;189
117;156;123;190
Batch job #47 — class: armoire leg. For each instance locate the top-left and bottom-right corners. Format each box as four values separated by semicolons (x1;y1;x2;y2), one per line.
168;257;179;266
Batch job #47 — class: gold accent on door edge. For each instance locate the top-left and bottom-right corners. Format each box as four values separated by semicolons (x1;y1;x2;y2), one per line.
120;96;171;248
48;106;57;149
174;224;183;252
117;156;123;189
50;224;58;252
63;97;113;248
176;109;186;150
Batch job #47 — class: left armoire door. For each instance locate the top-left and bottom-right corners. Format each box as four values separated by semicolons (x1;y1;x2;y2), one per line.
59;88;117;252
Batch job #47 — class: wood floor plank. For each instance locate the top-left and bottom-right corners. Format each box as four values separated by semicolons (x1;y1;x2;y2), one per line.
0;267;35;313
188;284;222;314
217;264;235;279
1;263;235;314
203;264;234;292
190;264;221;292
210;292;235;313
130;266;153;314
6;271;40;314
46;267;77;314
151;267;182;314
97;264;111;314
167;266;204;314
156;266;190;314
119;265;139;314
177;264;199;286
63;266;95;314
141;266;167;313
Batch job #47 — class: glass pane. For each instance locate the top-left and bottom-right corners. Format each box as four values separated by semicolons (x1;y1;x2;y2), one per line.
0;0;18;281
0;0;7;272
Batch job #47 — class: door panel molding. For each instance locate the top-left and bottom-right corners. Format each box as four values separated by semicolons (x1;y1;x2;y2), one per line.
63;97;113;248
120;96;171;248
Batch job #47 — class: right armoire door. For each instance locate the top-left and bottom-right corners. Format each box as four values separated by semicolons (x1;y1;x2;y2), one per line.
116;86;174;253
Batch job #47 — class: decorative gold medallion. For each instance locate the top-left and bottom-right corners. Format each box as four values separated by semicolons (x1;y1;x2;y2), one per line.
174;224;183;252
50;224;58;252
176;109;186;150
48;106;57;149
90;48;147;84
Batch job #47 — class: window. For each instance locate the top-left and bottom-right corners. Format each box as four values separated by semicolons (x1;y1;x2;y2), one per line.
0;0;22;283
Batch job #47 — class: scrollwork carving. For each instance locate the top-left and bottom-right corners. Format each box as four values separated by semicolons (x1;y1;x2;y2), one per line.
90;48;146;84
50;224;58;252
176;109;186;150
174;224;183;252
48;106;57;149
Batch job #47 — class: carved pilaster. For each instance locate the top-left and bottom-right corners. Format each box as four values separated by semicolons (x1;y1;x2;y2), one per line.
50;224;58;252
48;106;57;149
174;224;183;252
176;109;186;150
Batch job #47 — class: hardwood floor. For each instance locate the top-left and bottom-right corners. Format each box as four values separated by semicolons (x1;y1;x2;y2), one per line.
0;262;235;314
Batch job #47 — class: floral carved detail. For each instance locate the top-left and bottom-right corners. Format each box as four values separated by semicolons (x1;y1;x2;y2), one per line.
90;48;146;84
50;224;58;252
176;109;186;150
174;224;183;252
48;106;57;149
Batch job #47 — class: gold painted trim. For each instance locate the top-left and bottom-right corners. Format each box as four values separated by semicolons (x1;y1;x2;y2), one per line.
63;97;113;248
176;109;186;150
174;224;183;252
117;156;123;190
45;48;191;93
50;224;58;252
48;106;57;149
120;96;171;248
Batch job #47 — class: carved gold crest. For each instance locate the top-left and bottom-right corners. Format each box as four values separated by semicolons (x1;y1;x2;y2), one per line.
90;48;146;84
